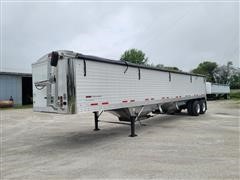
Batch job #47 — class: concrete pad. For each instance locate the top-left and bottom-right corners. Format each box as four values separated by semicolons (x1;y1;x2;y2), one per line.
1;100;239;179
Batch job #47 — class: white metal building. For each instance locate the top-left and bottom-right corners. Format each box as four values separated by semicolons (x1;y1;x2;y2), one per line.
0;72;32;105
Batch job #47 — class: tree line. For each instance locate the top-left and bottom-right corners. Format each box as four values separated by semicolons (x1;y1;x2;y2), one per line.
120;49;240;89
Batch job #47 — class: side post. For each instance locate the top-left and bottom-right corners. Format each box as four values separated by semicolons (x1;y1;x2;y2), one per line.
129;116;137;137
93;111;100;131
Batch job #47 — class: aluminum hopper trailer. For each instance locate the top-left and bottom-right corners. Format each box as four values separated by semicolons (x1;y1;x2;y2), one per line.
32;50;207;137
206;82;230;99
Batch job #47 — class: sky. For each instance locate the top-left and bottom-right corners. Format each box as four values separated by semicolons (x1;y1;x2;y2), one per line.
1;1;239;73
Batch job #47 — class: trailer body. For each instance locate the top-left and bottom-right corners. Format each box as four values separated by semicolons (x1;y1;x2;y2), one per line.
206;82;230;99
32;50;207;136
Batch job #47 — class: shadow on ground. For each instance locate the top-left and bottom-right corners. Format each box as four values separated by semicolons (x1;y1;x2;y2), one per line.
31;113;190;152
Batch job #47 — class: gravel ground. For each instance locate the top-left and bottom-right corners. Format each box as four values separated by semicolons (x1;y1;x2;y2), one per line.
1;100;239;179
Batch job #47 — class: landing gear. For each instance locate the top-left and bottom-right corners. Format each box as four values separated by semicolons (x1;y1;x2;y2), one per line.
93;111;100;131
129;116;137;137
93;111;138;137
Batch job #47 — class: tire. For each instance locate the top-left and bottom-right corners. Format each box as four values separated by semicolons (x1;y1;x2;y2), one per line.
175;109;182;113
187;101;193;115
224;94;229;99
199;100;207;114
191;101;200;116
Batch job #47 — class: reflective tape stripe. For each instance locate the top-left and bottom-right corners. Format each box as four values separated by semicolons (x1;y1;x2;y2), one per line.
102;102;109;105
90;103;98;106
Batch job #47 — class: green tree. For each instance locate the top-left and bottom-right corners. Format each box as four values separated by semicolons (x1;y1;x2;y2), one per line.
214;61;234;84
192;61;218;82
120;49;148;65
229;72;240;89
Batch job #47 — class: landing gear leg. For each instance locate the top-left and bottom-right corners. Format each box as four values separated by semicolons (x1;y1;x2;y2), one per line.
94;111;100;131
129;116;137;137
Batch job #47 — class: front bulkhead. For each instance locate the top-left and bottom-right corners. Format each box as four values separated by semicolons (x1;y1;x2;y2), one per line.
32;52;76;114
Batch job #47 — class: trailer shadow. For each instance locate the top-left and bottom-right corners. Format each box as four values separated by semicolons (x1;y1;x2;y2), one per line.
32;112;190;153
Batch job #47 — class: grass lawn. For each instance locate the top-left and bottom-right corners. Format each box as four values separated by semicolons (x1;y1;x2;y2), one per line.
230;89;240;104
230;89;240;98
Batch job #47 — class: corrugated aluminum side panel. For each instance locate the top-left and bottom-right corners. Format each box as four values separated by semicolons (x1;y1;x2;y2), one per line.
75;59;206;113
206;82;212;94
211;84;230;94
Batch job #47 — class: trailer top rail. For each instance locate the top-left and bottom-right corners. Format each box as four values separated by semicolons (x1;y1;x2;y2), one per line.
34;50;205;78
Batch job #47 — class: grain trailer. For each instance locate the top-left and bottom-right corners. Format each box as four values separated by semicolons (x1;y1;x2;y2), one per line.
206;82;230;99
32;50;207;137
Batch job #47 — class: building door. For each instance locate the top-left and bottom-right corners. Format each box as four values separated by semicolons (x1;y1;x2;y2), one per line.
22;77;33;105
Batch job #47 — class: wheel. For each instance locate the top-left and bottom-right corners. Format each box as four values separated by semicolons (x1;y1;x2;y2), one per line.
191;100;200;116
167;111;175;115
199;100;207;114
224;94;229;99
187;101;193;115
175;108;182;113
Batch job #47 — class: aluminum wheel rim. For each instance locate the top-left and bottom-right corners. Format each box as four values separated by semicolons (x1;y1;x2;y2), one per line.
197;104;200;114
202;103;206;112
